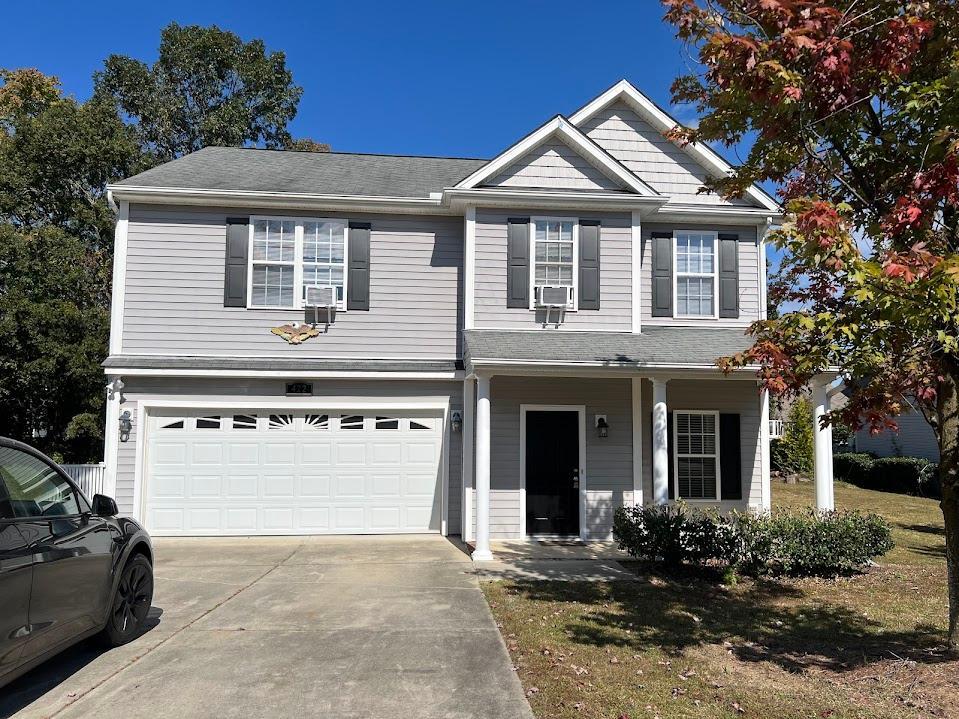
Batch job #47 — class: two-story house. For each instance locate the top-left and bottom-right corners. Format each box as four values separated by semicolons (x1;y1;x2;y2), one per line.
102;80;789;560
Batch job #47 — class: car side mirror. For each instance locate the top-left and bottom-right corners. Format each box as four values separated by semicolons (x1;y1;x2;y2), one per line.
92;494;118;518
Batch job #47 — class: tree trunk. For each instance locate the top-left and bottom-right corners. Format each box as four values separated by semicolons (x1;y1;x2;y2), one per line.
938;365;959;651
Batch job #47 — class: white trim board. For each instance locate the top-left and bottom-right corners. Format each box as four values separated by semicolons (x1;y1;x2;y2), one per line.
108;200;129;356
568;80;781;213
106;368;463;381
455;115;659;197
518;404;587;541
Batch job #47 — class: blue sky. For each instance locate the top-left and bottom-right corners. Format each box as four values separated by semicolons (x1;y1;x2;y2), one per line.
3;0;715;160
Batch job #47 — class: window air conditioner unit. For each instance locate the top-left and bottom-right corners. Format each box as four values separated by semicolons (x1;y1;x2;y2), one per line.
304;285;337;308
304;285;337;326
536;285;571;308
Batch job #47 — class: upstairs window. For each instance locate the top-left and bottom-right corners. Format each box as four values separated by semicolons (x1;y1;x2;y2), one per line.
531;218;577;309
674;231;717;317
302;220;346;308
249;217;348;310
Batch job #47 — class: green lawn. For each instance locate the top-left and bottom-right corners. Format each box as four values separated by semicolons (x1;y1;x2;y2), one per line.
483;482;957;719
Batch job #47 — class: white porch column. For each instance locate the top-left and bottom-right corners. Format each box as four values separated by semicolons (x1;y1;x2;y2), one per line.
759;388;772;511
812;378;835;512
631;377;643;505
651;377;670;505
472;373;494;561
461;377;475;541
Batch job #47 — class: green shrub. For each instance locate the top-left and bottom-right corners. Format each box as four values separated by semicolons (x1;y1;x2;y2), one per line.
919;463;941;499
613;505;893;578
833;452;875;485
736;509;894;577
834;453;939;498
870;456;931;494
772;396;815;475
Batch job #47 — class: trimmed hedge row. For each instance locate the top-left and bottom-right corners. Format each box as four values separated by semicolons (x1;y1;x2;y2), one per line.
612;503;893;578
833;452;940;498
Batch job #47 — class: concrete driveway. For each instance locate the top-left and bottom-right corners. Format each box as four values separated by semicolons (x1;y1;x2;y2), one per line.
1;536;532;719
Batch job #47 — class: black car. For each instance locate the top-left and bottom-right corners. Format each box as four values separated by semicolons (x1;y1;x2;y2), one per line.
0;437;154;688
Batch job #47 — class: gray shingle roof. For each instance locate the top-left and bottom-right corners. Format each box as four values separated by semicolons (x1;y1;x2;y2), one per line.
115;146;489;198
464;327;754;368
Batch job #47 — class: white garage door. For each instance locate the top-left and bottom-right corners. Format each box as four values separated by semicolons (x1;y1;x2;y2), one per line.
144;410;444;536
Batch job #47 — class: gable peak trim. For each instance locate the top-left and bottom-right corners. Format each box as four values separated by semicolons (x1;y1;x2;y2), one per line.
569;80;780;213
454;114;659;197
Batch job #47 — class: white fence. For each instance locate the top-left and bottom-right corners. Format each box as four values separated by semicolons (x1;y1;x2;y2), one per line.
61;463;106;498
769;419;785;439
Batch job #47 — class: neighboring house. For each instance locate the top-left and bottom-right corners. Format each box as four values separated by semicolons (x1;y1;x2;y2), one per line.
102;80;793;560
854;402;939;462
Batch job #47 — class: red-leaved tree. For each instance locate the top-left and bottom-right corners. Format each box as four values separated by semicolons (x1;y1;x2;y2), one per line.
661;0;959;648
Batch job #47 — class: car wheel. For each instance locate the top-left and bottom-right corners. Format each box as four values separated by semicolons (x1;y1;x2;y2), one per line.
102;554;154;646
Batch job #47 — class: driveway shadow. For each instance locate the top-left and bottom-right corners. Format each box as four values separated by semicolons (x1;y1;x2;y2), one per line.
0;607;163;719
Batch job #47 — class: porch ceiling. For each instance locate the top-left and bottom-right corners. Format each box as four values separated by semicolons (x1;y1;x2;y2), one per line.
463;327;755;372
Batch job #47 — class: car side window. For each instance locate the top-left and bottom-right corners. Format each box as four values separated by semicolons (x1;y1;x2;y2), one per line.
0;445;80;518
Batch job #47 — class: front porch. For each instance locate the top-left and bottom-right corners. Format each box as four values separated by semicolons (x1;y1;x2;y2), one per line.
458;352;837;562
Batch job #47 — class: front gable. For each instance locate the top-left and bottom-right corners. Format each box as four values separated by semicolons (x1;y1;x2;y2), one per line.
570;81;780;211
486;136;625;192
455;115;658;197
578;101;751;206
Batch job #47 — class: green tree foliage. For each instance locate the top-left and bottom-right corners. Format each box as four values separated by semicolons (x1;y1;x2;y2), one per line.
661;0;959;647
0;69;140;243
94;22;303;162
0;225;111;461
0;70;139;460
772;396;814;476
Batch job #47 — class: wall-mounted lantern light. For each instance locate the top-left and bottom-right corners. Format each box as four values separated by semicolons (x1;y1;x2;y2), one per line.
451;411;463;433
119;410;132;442
595;415;609;439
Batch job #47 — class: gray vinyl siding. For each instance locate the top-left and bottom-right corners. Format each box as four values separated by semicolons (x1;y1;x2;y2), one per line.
580;100;753;206
112;378;462;532
640;378;762;509
474;209;632;331
485;376;633;540
855;407;939;462
641;223;760;328
487;140;623;191
121;205;462;359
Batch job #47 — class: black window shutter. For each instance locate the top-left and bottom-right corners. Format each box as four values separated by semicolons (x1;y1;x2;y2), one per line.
224;217;249;307
719;413;742;500
650;411;676;500
348;222;371;311
651;231;673;317
506;217;530;308
578;220;601;310
718;233;740;318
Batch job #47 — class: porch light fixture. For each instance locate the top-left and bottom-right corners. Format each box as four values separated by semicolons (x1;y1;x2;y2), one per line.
451;411;463;433
119;410;132;442
595;415;609;438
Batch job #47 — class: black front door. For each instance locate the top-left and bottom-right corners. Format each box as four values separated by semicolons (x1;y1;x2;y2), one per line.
525;410;580;536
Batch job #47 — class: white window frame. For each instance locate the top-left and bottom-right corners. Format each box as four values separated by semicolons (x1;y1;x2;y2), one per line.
247;215;349;311
673;230;718;319
672;410;721;502
529;216;579;311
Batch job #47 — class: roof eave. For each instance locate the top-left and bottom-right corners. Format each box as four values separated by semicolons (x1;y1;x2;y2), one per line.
443;187;669;212
106;184;456;216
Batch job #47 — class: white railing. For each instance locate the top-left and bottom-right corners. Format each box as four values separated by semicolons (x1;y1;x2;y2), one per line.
769;419;785;439
61;463;106;498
